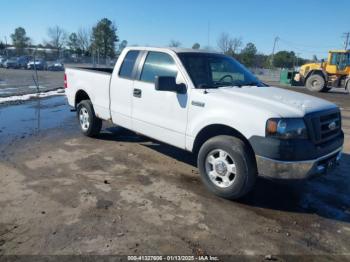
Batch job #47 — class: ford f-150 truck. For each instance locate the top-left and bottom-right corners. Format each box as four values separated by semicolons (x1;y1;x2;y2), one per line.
65;47;344;199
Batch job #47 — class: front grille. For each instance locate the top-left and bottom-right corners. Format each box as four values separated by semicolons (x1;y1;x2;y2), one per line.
304;108;342;144
319;112;341;140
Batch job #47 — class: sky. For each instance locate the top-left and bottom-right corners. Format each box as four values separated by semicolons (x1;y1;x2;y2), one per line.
0;0;349;59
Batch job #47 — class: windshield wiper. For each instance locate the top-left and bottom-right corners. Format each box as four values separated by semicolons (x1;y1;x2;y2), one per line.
232;83;259;88
197;84;215;89
212;82;242;88
241;82;260;86
198;83;255;89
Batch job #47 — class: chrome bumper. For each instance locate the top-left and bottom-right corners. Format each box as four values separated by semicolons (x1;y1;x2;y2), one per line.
256;148;342;180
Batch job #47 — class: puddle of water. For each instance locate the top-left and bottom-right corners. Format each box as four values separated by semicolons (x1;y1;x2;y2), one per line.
0;96;75;149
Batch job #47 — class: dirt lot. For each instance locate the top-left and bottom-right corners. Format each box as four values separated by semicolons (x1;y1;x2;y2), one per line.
0;68;64;97
0;87;349;259
0;65;106;98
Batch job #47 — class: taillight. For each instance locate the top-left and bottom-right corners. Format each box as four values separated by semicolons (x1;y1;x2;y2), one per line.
64;73;68;88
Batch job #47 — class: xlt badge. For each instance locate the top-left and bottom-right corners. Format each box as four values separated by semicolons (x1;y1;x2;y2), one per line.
191;101;205;107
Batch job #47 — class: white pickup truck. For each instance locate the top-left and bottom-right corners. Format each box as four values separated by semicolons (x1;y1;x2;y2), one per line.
65;47;344;199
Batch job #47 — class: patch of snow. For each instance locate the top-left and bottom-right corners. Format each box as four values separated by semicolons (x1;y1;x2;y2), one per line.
0;89;65;104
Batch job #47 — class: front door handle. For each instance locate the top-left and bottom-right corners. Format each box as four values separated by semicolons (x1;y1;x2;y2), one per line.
133;88;142;98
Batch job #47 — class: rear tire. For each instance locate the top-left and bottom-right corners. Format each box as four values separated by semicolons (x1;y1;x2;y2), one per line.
305;74;326;92
77;100;102;137
197;135;257;200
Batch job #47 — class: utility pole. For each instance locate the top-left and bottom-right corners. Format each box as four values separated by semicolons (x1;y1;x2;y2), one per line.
296;52;301;68
207;21;211;48
271;36;279;67
4;36;8;57
343;32;350;50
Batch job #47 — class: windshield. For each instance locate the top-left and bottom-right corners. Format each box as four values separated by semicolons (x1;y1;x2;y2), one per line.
330;52;350;70
178;52;263;88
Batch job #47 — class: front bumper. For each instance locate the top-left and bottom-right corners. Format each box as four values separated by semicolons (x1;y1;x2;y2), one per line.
256;147;342;179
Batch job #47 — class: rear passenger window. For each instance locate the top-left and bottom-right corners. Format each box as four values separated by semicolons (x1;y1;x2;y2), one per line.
140;52;178;83
119;51;140;79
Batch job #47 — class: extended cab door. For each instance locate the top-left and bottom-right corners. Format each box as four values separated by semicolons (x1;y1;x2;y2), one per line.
110;50;143;129
132;51;189;149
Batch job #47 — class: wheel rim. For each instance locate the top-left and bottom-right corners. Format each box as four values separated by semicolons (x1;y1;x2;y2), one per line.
205;149;237;188
79;107;90;131
310;78;323;90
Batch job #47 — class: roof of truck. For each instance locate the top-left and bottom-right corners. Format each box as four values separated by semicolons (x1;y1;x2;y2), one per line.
125;46;219;54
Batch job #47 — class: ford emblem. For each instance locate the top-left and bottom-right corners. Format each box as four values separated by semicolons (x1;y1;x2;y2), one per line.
328;121;337;131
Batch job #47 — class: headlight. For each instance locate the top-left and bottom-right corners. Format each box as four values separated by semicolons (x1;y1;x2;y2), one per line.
266;118;308;139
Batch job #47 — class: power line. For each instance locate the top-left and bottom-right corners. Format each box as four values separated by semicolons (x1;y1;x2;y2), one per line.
279;38;336;49
4;36;9;57
207;21;211;47
278;39;331;55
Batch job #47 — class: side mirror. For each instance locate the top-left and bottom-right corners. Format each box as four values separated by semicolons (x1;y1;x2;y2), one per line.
155;76;186;94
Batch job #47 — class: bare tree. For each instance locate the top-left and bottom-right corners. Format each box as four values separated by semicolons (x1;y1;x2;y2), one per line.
47;26;67;58
231;37;242;54
217;32;242;55
77;27;91;55
169;40;181;47
47;25;67;56
217;32;231;53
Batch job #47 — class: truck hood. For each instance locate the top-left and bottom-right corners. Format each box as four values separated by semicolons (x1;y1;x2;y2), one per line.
207;86;337;117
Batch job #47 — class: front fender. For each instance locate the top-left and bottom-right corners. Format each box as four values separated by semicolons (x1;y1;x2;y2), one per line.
305;69;328;81
186;107;271;151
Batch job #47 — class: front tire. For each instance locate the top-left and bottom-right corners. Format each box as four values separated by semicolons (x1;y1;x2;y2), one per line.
197;135;257;200
305;74;326;92
346;81;350;93
77;100;102;137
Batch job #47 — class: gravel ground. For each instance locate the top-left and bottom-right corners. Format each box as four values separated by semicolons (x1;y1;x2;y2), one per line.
0;86;349;260
0;64;111;99
0;68;64;97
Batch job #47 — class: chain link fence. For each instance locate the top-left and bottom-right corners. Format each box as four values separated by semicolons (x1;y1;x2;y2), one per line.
1;50;284;102
250;68;282;85
0;52;118;101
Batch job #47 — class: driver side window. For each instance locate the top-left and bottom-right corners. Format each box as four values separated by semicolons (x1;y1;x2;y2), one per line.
140;52;178;83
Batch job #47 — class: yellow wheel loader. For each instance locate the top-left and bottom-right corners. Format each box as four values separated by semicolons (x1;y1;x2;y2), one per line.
295;50;350;92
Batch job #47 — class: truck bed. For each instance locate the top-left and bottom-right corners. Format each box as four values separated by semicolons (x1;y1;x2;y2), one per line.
65;67;112;120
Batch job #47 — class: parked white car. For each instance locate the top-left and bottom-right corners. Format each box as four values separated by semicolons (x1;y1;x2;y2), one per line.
27;59;47;70
65;47;344;199
47;62;64;71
